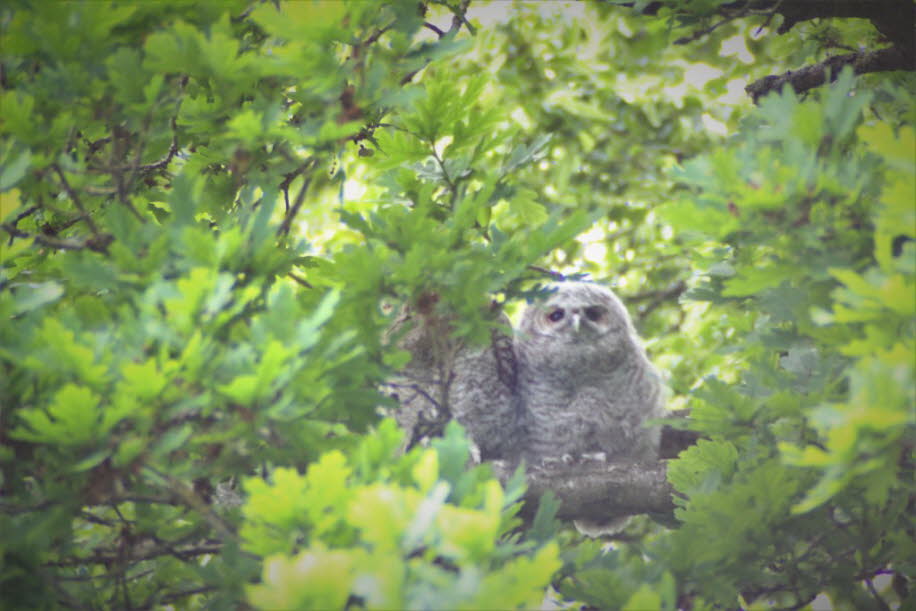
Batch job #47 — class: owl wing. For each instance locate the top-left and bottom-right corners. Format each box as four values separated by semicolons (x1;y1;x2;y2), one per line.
490;324;519;397
384;308;523;461
382;308;453;452
448;317;525;461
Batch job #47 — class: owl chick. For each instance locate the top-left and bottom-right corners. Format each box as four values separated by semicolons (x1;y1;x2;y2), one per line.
384;295;524;462
516;281;663;465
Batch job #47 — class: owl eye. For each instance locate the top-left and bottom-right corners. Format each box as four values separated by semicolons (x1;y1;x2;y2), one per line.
547;308;565;322
584;306;605;322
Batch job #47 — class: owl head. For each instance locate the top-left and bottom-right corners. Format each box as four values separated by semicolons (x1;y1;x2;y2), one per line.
517;281;637;361
520;281;632;335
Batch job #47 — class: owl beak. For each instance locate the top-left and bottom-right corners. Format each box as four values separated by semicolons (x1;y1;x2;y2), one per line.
572;312;581;333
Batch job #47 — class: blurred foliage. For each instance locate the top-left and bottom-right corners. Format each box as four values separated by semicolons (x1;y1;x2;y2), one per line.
1;0;913;609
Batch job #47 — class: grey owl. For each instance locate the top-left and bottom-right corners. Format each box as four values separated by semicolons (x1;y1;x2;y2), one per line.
384;294;524;462
516;281;663;464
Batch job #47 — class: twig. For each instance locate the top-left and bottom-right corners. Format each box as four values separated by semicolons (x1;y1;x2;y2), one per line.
363;23;394;46
11;205;39;226
423;21;446;38
3;205;38;245
628;280;688;320
287;271;313;289
864;576;892;611
277;159;317;237
134;117;179;172
137;586;217;610
527;265;566;281
675;9;747;45
400;1;476;85
754;0;782;37
429;145;457;203
449;0;475;36
141;466;237;542
52;164;100;235
279;164;309;213
0;224;113;253
43;543;224;568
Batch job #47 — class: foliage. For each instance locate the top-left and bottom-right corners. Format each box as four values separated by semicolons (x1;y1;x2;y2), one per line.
1;1;913;609
244;421;559;610
651;68;915;607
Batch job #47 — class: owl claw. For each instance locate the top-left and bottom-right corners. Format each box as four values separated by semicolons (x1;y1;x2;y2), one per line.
582;452;607;462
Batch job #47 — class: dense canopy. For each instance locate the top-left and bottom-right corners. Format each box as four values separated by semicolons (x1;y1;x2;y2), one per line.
1;1;913;609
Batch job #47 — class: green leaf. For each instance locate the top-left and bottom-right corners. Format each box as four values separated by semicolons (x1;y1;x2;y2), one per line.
623;584;662;611
667;439;738;498
296;289;340;350
431;421;471;488
0;149;32;191
248;547;359;610
12;281;64;313
528;489;562;544
12;384;101;446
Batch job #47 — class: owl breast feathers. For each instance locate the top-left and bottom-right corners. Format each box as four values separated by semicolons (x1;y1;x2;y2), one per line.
516;281;663;463
387;281;663;466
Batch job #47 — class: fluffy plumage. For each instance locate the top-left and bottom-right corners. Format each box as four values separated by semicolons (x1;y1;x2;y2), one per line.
516;281;663;464
387;281;663;472
385;300;524;461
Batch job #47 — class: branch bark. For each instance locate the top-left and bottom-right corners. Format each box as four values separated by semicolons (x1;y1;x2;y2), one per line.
491;415;699;524
745;45;915;102
623;0;915;101
499;460;676;522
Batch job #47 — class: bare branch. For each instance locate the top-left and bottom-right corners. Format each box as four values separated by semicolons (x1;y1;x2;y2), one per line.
675;3;755;46
141;467;238;542
526;265;567;281
137;586;217;610
279;163;309;213
133;117;180;173
423;21;446;38
43;543;223;568
3;205;38;246
287;271;313;289
0;223;113;253
277;159;317;237
52;164;100;235
629;280;688;321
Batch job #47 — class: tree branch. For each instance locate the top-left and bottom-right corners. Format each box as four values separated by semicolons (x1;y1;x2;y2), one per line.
767;0;914;50
52;164;100;235
746;45;915;102
277;160;317;237
43;543;223;568
494;459;676;523
1;223;113;253
488;414;698;525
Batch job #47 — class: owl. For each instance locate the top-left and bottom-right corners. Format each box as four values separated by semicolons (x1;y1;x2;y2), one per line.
516;281;663;465
384;294;525;462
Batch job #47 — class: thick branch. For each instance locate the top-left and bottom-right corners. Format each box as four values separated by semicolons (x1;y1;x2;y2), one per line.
684;0;913;49
767;0;915;50
746;45;914;102
494;459;675;522
489;413;697;524
623;0;914;77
